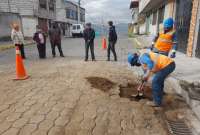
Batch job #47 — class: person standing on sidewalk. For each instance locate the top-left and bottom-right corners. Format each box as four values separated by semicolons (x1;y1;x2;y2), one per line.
49;23;64;58
128;49;176;107
33;25;46;59
152;18;177;58
107;21;118;61
11;23;26;59
83;23;96;61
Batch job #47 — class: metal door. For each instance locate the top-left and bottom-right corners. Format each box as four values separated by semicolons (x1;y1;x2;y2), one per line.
175;0;192;53
195;22;200;58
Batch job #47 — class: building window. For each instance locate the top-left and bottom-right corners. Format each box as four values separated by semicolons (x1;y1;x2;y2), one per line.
39;0;47;9
152;11;157;25
49;0;55;11
66;9;78;20
66;9;70;19
80;13;85;22
158;6;165;24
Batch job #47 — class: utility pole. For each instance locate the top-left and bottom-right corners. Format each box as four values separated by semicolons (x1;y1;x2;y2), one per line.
77;0;81;23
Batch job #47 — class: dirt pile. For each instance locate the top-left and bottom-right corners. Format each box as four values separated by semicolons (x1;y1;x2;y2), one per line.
86;77;115;92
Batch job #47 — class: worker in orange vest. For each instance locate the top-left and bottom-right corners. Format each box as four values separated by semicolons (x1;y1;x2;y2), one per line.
152;18;177;58
128;49;176;107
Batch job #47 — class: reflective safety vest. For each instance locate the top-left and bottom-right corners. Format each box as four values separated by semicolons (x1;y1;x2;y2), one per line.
139;49;174;72
149;52;173;72
154;30;175;52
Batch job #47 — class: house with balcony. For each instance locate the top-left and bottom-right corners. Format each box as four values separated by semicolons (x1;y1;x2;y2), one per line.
138;0;196;56
138;0;200;58
138;0;177;35
56;0;85;36
0;0;56;38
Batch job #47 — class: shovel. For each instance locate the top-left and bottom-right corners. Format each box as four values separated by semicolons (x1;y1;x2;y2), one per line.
130;80;146;101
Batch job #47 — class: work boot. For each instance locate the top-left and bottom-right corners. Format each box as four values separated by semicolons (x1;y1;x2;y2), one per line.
60;55;65;57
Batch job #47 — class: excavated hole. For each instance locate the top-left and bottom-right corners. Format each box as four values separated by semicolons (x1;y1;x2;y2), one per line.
119;83;153;101
86;77;115;92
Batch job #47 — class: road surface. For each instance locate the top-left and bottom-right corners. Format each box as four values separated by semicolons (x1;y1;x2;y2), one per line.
0;37;192;135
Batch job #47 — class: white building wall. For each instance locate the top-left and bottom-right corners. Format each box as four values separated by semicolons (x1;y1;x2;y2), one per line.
164;3;171;20
21;17;38;37
139;0;150;13
147;11;158;36
139;22;146;34
0;0;35;16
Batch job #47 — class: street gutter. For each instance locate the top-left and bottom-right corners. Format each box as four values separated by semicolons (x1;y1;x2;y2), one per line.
130;37;200;135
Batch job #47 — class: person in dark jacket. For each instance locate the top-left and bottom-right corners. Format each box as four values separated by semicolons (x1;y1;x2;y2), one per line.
33;25;46;59
49;23;64;58
107;21;118;61
83;23;96;61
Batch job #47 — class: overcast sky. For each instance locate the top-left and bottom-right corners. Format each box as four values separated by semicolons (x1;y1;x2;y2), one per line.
79;0;131;24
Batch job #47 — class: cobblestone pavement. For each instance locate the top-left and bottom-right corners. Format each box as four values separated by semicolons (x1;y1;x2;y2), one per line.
0;59;168;135
0;37;192;135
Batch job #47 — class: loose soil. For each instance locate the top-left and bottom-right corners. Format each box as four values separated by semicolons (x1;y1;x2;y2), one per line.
86;77;115;92
119;83;153;101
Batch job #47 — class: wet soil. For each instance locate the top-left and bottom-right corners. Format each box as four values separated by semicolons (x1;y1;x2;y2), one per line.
119;83;153;101
86;77;115;92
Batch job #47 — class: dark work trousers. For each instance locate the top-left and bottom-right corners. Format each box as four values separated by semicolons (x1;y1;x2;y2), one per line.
152;62;176;106
51;42;64;57
85;41;95;61
15;44;26;59
107;41;117;61
37;43;46;59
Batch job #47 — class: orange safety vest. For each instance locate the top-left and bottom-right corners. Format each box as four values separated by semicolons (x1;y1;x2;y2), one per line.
154;30;175;52
149;52;174;72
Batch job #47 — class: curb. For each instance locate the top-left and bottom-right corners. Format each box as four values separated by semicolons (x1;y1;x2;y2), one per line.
132;36;200;135
129;37;144;49
0;42;34;52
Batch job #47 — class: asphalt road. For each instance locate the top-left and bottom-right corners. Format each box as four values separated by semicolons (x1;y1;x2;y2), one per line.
0;36;135;72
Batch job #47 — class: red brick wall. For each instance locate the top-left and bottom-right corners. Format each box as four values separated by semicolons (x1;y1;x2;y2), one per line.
187;0;199;57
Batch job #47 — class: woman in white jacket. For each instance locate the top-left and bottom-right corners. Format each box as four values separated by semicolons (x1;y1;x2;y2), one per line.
11;23;26;59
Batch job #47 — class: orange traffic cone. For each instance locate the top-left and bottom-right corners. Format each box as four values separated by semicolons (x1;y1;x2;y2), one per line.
14;46;29;80
102;37;107;50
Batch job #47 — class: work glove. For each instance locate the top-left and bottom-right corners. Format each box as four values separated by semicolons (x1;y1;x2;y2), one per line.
170;52;176;58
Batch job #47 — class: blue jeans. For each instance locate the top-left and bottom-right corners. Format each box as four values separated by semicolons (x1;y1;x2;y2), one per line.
152;62;176;106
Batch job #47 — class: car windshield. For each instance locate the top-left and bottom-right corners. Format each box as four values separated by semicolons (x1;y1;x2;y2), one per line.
77;25;80;29
73;26;76;30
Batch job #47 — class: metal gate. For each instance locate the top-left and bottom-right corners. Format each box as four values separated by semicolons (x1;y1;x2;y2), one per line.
195;22;200;58
175;0;193;53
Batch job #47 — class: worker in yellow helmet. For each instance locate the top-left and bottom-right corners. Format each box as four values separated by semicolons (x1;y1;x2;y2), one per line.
128;49;176;107
152;18;177;58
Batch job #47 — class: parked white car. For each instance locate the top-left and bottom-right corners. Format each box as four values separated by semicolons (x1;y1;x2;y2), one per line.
71;24;84;37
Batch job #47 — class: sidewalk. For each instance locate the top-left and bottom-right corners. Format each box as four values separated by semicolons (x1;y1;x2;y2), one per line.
132;35;200;120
